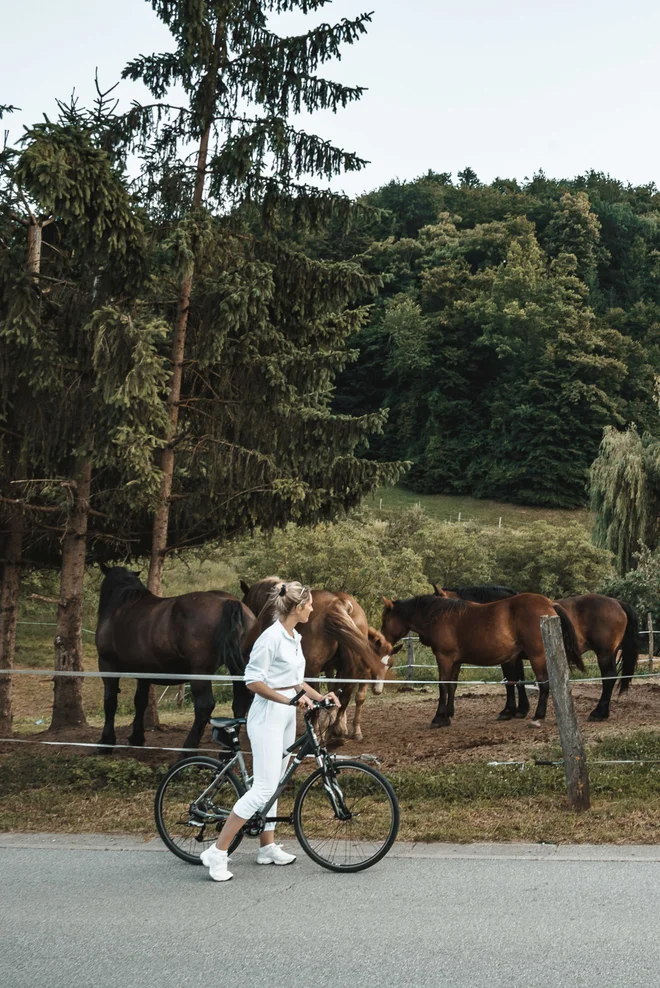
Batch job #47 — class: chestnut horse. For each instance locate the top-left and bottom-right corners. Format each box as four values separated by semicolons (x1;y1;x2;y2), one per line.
240;578;388;741
438;585;639;721
341;629;402;741
380;592;584;727
96;566;255;752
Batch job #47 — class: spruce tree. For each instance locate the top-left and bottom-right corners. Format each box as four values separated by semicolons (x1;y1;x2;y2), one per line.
0;101;168;728
117;0;384;595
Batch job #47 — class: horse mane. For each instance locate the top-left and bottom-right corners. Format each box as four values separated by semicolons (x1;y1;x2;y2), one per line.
99;568;149;614
411;594;468;618
241;576;283;622
445;585;518;603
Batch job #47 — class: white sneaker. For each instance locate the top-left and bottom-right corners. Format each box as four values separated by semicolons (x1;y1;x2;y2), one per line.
200;844;233;881
256;843;297;866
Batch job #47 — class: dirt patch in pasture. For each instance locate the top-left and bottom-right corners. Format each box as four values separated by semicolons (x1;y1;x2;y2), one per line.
2;679;659;771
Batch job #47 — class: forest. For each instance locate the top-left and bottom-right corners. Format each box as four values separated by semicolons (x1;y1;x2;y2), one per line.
327;169;660;509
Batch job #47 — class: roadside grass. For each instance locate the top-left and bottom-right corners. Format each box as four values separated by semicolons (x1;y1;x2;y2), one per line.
367;486;592;530
3;731;660;844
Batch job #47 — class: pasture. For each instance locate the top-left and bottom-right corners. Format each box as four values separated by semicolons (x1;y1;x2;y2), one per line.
1;493;650;846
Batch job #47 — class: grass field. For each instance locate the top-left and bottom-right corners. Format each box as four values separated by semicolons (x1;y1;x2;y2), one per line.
366;486;592;529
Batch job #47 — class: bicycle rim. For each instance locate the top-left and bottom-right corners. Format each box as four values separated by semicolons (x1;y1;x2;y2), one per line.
155;756;245;864
293;760;399;872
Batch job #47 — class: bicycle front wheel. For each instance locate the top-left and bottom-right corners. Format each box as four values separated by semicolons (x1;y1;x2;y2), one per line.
293;759;399;872
155;756;245;864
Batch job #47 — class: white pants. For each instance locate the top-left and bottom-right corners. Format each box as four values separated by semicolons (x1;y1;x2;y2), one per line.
232;690;297;831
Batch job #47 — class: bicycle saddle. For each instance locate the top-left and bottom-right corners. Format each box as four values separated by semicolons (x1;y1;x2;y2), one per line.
209;717;246;729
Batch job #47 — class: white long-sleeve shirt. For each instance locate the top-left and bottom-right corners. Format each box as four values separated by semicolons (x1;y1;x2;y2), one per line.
244;619;306;688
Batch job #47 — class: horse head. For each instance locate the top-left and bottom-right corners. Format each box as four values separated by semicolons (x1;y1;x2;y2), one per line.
368;627;403;695
380;597;411;645
98;564;147;616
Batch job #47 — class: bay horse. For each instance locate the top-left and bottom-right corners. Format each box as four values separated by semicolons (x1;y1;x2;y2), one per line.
437;585;639;721
380;592;584;727
347;629;402;742
240;577;389;742
96;566;255;753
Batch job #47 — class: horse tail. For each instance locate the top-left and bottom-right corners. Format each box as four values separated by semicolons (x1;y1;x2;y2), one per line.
324;603;387;681
616;600;639;694
552;604;585;672
214;599;247;677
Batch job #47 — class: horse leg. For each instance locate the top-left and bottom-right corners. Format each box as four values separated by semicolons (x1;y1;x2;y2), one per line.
352;683;368;741
498;661;518;720
431;655;455;728
589;651;617;721
514;656;530;718
181;681;216;753
528;654;550;721
329;685;353;744
232;679;252;719
127;679;151;747
446;662;460;718
98;677;120;754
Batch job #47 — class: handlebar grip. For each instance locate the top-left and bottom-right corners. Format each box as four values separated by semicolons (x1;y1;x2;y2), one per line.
289;690;306;706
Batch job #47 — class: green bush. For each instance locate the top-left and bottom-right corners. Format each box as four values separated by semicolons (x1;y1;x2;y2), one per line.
230;518;429;623
600;544;660;625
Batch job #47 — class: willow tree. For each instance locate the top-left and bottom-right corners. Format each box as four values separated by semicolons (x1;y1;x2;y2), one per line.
590;425;660;573
118;0;381;593
1;102;168;729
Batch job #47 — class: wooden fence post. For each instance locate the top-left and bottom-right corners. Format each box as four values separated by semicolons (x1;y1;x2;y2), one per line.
648;613;654;673
540;614;591;812
406;632;414;681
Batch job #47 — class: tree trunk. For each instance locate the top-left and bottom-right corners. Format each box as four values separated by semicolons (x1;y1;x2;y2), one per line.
0;511;24;735
144;17;225;729
50;456;92;730
0;218;48;733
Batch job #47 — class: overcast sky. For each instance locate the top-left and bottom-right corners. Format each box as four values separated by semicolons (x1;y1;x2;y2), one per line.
2;0;659;196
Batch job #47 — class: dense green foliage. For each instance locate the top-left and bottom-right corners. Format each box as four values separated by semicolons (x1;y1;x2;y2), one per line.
224;505;612;620
328;170;660;508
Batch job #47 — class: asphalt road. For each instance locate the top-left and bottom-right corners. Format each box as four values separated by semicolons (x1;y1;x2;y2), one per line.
2;835;660;988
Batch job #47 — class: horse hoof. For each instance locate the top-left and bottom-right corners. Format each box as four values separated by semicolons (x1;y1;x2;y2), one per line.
529;720;542;729
127;735;145;747
97;740;115;755
351;733;363;743
430;719;451;729
514;710;529;720
497;711;515;721
588;711;609;722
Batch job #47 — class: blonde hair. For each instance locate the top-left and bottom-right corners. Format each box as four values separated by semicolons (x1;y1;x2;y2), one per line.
267;580;312;617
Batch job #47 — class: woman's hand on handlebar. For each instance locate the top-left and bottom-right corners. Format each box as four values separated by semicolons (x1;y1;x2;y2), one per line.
297;694;316;711
324;691;341;708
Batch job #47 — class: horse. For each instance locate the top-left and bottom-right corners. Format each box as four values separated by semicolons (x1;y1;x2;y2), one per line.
437;585;640;721
380;592;584;727
346;629;402;742
96;566;255;753
240;577;389;742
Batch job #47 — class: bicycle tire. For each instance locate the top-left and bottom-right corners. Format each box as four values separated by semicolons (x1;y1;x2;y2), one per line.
155;756;246;864
293;759;399;873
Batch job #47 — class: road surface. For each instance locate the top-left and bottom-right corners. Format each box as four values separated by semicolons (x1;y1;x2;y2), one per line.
2;835;659;988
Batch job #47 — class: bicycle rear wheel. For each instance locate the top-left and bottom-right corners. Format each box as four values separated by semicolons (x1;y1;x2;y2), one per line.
155;756;245;864
293;759;399;872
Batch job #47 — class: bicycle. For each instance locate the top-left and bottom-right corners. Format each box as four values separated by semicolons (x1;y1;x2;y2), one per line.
154;697;399;873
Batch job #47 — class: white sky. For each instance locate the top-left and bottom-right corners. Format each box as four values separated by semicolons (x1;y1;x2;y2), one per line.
2;0;659;197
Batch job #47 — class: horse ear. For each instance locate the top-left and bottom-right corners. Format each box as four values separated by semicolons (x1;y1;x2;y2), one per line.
391;643;403;655
132;571;141;578
433;584;448;597
239;580;250;595
99;562;110;575
382;597;394;609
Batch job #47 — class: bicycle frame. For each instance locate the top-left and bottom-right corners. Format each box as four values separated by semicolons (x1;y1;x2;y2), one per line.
191;711;348;831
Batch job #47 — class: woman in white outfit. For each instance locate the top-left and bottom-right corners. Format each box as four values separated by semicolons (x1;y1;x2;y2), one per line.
201;581;340;882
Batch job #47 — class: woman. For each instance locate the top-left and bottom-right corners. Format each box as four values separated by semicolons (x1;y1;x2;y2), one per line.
201;581;340;882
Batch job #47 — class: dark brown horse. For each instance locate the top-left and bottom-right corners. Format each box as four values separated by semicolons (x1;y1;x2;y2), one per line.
380;592;584;727
240;577;388;741
96;566;255;752
438;585;639;721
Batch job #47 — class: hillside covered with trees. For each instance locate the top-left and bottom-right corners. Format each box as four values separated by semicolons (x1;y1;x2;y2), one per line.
327;169;660;508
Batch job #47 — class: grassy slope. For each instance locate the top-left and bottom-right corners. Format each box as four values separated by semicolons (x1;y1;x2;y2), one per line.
367;485;592;529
